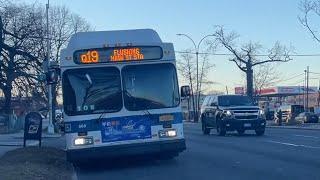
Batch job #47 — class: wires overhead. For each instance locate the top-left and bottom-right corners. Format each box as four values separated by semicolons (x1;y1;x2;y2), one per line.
175;50;320;57
273;73;305;84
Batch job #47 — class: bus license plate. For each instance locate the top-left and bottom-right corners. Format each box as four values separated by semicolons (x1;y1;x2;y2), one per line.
244;123;251;127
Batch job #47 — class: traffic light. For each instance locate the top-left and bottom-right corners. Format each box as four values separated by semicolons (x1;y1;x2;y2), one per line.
46;68;60;84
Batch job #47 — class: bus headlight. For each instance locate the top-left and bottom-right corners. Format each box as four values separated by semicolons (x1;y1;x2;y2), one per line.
159;129;177;138
74;137;93;146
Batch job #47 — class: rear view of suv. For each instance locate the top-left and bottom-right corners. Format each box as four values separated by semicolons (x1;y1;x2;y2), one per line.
200;95;266;136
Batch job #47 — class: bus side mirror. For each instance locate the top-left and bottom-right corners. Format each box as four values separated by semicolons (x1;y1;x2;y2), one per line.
181;85;191;97
46;67;60;84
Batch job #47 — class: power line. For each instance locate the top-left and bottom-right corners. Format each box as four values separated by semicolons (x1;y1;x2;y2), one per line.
286;79;305;86
274;73;304;83
309;72;320;75
175;50;320;57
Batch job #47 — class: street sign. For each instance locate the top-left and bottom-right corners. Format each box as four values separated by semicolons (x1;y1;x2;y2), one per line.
24;112;43;147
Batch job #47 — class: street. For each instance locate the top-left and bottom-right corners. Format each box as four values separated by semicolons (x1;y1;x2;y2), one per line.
76;123;320;180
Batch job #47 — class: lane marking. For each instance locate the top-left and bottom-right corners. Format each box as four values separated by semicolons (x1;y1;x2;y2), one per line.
0;141;38;146
293;134;320;139
266;140;320;149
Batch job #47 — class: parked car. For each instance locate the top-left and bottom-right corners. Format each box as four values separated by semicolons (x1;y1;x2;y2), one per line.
295;112;319;123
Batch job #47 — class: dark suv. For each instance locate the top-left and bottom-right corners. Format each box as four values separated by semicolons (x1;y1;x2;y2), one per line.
200;95;266;136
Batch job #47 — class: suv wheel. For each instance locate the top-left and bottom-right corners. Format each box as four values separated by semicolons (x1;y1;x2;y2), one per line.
216;122;226;136
255;128;265;136
237;129;245;135
202;122;210;135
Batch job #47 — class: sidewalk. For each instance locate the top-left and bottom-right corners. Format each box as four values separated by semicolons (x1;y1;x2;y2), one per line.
0;131;64;157
266;121;320;130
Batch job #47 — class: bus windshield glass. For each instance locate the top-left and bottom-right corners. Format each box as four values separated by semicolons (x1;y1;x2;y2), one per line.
62;67;122;115
122;63;180;111
218;95;253;106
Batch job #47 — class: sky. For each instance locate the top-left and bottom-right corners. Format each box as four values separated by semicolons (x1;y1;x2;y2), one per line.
24;0;320;93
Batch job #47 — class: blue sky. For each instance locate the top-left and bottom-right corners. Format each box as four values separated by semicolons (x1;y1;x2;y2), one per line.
25;0;320;92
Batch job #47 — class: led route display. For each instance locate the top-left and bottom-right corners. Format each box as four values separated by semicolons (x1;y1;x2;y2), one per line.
74;46;163;64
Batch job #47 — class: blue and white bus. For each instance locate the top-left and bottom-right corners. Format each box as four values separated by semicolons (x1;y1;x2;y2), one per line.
60;29;186;162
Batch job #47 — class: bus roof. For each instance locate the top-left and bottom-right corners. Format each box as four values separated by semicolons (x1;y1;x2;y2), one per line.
67;29;162;50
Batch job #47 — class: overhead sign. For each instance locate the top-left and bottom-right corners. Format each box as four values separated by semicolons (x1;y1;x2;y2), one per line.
24;112;43;147
235;87;245;95
74;46;163;64
258;86;318;95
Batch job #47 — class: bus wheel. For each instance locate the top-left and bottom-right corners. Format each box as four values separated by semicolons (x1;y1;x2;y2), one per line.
159;152;177;160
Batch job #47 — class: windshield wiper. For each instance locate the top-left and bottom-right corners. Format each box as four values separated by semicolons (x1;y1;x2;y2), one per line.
81;73;93;108
124;90;153;120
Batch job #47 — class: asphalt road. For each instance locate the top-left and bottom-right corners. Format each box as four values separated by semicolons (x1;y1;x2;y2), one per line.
76;123;320;180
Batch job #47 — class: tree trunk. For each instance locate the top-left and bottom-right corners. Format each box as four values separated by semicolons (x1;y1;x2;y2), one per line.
246;63;254;99
3;85;12;115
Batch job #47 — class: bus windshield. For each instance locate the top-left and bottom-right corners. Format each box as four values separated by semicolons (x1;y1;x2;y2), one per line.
122;63;180;111
62;67;122;115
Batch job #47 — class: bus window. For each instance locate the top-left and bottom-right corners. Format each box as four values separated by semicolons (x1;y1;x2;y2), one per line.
122;63;179;111
62;67;122;116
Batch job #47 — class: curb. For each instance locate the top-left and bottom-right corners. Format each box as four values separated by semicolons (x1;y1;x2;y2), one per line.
0;141;39;147
0;144;22;147
12;134;62;139
266;126;320;131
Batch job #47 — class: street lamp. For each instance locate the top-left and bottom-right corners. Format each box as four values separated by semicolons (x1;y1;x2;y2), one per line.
177;33;214;122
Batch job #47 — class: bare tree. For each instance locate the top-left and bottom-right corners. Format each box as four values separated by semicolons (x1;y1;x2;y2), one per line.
177;50;196;119
177;50;214;120
0;3;44;114
211;26;292;99
48;5;91;112
254;63;281;95
0;2;91;115
199;53;215;96
299;0;320;43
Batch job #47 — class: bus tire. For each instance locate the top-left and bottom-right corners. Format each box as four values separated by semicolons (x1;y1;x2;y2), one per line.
159;152;178;160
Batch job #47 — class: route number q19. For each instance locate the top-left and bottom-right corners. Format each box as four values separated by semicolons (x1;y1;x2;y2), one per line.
80;50;99;63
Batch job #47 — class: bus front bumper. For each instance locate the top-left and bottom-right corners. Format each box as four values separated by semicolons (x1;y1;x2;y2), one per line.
66;138;186;163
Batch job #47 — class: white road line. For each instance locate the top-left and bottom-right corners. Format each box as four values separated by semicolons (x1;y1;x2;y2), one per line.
0;141;39;146
266;140;320;149
293;134;320;139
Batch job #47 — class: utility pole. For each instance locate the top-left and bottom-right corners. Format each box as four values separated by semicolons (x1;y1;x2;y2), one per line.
306;66;309;112
46;0;54;134
304;69;307;111
318;79;320;107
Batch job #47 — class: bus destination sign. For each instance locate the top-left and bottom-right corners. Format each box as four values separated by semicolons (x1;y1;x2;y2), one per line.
74;46;163;64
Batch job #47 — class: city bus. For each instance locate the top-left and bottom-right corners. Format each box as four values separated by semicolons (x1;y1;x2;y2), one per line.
60;29;186;163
